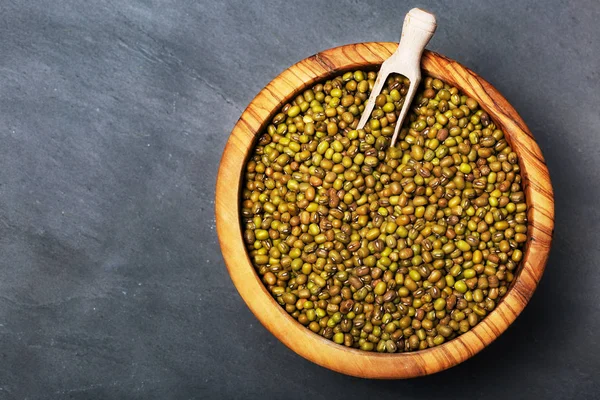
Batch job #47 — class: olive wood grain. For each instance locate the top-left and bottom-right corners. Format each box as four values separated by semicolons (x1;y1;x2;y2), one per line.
215;42;554;379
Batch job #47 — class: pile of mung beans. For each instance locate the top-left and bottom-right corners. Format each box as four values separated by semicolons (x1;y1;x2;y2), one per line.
241;70;527;353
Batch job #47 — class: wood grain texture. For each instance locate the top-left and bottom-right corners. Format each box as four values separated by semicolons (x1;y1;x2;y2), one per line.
215;42;554;379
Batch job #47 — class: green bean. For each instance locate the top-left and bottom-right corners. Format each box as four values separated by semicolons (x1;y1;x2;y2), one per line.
241;70;528;353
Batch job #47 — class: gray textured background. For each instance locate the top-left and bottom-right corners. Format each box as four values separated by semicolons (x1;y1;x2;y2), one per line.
0;0;598;398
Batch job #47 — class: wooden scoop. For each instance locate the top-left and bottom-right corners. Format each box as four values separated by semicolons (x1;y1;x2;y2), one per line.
356;8;437;147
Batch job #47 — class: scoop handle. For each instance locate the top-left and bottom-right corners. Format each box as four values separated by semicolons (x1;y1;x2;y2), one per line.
395;8;437;66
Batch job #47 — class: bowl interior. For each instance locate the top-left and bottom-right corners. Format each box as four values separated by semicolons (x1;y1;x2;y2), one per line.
216;42;554;379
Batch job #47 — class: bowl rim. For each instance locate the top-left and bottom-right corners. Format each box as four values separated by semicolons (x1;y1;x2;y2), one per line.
215;42;554;379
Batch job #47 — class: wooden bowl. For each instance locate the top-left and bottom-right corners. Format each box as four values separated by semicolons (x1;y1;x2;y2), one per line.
215;42;554;378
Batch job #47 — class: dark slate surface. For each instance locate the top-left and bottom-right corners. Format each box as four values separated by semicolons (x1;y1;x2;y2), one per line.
0;0;598;398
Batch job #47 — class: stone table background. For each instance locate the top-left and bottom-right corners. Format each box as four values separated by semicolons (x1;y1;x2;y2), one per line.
0;0;598;398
